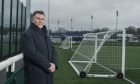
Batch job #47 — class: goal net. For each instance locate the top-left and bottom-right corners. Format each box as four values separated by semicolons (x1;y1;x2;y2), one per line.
60;36;72;49
68;29;126;78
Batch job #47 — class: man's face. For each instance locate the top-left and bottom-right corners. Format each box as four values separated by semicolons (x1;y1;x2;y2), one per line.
32;13;45;28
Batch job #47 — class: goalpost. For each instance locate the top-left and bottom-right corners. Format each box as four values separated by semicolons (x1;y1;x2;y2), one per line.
59;36;72;49
68;29;126;78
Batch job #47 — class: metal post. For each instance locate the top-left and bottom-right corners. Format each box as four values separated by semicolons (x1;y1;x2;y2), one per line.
71;18;73;32
122;29;126;76
6;1;16;83
116;11;119;30
21;3;23;34
9;0;13;57
95;34;98;63
26;0;31;29
48;0;50;35
58;20;59;30
15;0;19;52
91;15;93;32
24;7;27;31
0;0;4;58
70;37;72;49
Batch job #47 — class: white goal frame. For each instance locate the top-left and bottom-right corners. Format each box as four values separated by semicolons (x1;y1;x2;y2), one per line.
68;29;126;78
68;29;136;84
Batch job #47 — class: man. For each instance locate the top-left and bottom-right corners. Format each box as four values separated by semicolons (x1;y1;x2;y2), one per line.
20;11;57;84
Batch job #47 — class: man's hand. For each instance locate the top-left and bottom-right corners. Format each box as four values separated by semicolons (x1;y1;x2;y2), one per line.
48;63;56;72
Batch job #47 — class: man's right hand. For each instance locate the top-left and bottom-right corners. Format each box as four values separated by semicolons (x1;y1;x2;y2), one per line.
48;63;56;72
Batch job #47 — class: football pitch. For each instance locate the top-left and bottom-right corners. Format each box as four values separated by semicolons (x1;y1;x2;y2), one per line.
54;45;140;84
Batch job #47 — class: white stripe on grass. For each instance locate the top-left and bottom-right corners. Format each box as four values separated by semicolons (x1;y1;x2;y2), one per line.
126;67;140;70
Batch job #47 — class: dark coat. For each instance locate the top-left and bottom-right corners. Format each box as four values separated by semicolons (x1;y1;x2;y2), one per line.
20;23;57;84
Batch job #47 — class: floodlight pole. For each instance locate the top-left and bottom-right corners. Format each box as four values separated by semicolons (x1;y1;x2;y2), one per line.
58;20;60;29
116;11;119;30
91;15;93;32
70;18;73;50
71;18;73;32
48;0;50;35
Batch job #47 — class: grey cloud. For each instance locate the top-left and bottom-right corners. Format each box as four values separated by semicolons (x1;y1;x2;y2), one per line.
21;0;140;31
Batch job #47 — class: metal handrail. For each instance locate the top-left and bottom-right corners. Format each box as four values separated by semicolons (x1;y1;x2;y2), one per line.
0;53;23;72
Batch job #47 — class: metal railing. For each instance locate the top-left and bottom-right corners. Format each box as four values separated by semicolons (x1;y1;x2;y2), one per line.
0;54;23;84
4;67;24;84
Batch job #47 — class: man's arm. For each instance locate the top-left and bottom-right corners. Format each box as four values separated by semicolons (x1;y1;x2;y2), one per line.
20;33;50;73
51;46;58;69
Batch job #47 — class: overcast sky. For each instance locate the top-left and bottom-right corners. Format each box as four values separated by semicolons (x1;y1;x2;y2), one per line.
20;0;140;31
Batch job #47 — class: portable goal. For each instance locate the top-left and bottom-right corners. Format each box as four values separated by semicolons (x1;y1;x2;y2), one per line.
68;29;126;78
59;36;72;49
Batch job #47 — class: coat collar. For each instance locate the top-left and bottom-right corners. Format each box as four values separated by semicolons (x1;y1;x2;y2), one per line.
29;22;48;33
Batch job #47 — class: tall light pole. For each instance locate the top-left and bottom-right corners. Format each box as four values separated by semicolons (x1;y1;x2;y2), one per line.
48;0;50;35
26;0;31;29
71;18;73;32
116;11;119;30
58;20;60;30
91;15;93;32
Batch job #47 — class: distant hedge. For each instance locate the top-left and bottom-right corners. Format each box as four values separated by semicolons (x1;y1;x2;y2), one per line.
126;42;140;46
